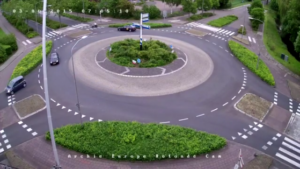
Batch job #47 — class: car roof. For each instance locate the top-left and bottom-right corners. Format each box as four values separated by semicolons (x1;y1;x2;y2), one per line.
11;76;24;82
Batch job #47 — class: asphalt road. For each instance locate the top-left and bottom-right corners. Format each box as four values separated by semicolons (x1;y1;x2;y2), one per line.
0;19;299;168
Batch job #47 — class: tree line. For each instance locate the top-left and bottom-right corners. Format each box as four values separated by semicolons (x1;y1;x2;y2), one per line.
270;0;300;59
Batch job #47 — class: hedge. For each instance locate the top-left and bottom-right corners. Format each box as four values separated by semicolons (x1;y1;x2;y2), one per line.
0;33;18;64
228;40;275;86
207;15;238;27
108;39;177;68
33;16;67;30
188;13;214;21
10;41;53;81
61;13;93;22
109;22;172;28
3;13;39;39
45;121;227;161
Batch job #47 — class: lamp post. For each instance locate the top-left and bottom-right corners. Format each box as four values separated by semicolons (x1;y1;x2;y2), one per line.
71;35;88;126
41;0;61;168
82;0;85;20
35;2;39;32
249;16;264;70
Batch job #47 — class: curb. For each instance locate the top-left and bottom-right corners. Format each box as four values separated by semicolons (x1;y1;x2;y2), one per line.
12;94;46;120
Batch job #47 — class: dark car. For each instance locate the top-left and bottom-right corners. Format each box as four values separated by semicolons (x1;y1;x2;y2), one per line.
50;52;59;65
91;23;98;28
117;25;136;32
6;76;26;95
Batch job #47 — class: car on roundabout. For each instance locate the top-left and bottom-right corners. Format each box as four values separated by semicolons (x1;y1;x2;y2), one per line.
6;76;26;95
117;25;136;32
50;52;60;66
91;23;98;28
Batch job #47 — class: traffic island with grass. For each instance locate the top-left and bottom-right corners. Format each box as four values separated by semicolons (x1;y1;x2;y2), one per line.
228;40;275;86
187;13;214;21
13;95;46;119
207;15;238;27
236;93;272;121
45;121;227;161
107;39;177;68
109;22;172;28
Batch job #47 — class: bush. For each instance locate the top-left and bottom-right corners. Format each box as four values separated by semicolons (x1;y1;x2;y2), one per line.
207;15;238;27
0;45;8;64
0;44;12;56
3;13;38;39
188;13;214;21
270;0;279;12
61;13;93;22
45;121;227;161
33;16;67;30
0;34;18;51
133;9;142;20
108;39;176;68
228;40;275;86
109;23;172;28
250;7;264;31
142;5;161;19
10;41;53;80
238;26;247;35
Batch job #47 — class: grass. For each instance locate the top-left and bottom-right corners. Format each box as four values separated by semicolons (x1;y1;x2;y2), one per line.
287;80;300;103
61;13;93;22
237;93;272;121
108;39;177;68
263;6;300;75
10;41;52;81
207;15;238;27
109;22;172;28
14;95;45;118
0;28;7;37
230;0;251;8
228;40;275;86
46;121;227;161
187;13;214;21
238;26;247;35
244;154;273;169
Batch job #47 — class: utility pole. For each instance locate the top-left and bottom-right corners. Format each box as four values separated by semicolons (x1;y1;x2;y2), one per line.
41;0;61;168
140;13;143;50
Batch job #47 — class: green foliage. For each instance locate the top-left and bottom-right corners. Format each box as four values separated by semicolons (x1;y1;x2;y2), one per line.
228;40;275;86
108;39;177;68
218;0;230;8
196;0;213;11
270;0;279;11
295;30;300;54
250;7;264;31
181;0;197;14
167;11;187;17
207;15;238;27
142;5;161;19
10;41;53;80
45;121;227;161
188;13;214;21
0;45;12;56
61;13;93;22
33;16;67;30
238;26;247;35
109;23;172;28
248;0;263;13
2;13;38;39
0;45;8;64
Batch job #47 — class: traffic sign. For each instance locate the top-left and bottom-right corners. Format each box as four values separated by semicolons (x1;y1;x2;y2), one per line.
142;18;149;22
137;58;141;64
142;13;149;18
132;23;151;29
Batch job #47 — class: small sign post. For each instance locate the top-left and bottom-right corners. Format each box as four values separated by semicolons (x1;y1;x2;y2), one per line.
140;13;149;51
137;58;141;64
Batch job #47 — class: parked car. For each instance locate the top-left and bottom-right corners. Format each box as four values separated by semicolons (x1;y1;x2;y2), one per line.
6;76;26;95
50;52;59;65
91;23;98;28
117;25;136;32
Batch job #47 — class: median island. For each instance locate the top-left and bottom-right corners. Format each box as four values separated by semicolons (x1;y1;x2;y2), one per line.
46;121;227;161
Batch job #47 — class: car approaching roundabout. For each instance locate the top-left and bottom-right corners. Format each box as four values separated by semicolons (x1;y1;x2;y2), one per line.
117;25;137;32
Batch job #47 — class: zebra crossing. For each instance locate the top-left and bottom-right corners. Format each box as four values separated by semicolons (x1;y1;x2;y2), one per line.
22;39;32;46
276;137;300;168
248;36;256;44
214;29;236;37
183;22;221;32
45;31;61;39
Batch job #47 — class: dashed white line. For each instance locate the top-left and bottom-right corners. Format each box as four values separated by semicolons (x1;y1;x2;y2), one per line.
159;121;170;124
51;98;56;102
18;121;23;125
40;86;43;90
196;114;205;117
219;46;223;49
213;43;217;45
32;132;38;136
22;124;27;128
179;118;188;121
238;90;241;94
211;108;218;112
223;102;228;106
232;96;236;100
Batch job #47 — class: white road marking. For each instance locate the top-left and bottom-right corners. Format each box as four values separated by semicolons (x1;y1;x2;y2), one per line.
38;80;40;84
62;106;65;109
2;134;6;138
4;139;9;144
279;147;300;161
179;118;188;121
213;43;217;45
38;74;39;78
56;103;60;106
159;121;170;124
22;41;27;45
242;135;248;139
223;102;228;106
50;98;56;102
68;109;72;112
22;124;27;128
276;133;282;137
74;112;78;115
254;122;258;125
282;142;300;153
225;50;228;52
253;127;259;131
243;129;247;132
284;137;300;148
229;32;235;36
232;96;236;100
238;90;241;94
6;144;11;149
249;125;253;128
258;124;263;128
275;153;300;168
0;148;4;153
40;86;43;90
219;46;223;49
252;38;256;43
248;36;252;42
18;121;23;125
82;115;85;118
206;40;209;42
262;145;268;150
232;136;236;140
27;128;32;132
272;137;278;141
26;40;32;44
98;119;102;122
211;108;218;112
32;132;38;136
267;141;273;146
238;132;242;136
90;117;94;121
248;131;253;135
196;114;205;117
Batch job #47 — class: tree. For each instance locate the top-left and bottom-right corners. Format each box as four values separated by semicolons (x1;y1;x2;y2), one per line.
250;7;264;31
163;0;181;14
181;0;197;16
49;0;70;28
294;29;300;57
218;0;229;8
211;0;220;13
270;0;279;12
196;0;212;13
248;0;263;13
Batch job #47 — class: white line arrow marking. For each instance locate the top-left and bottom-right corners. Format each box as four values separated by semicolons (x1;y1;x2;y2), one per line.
62;106;65;109
232;136;236;140
238;132;242;136
82;115;85;118
121;67;130;75
74;112;78;115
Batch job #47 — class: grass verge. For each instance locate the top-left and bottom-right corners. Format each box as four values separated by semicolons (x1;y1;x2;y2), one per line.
187;13;214;21
244;154;272;169
33;16;67;30
46;121;227;161
207;15;238;27
263;6;300;75
0;28;7;37
61;13;93;22
228;40;275;86
237;93;272;121
13;95;45;118
10;41;53;80
230;0;251;8
287;80;300;103
108;39;177;68
109;22;172;28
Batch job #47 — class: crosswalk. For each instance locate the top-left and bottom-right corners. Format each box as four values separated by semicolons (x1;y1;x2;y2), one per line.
273;91;300;114
22;39;32;46
248;36;256;44
276;137;300;168
214;29;236;37
45;31;61;39
184;22;221;32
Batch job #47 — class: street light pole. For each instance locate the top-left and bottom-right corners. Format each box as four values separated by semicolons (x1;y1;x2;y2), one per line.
41;0;61;168
71;36;87;126
35;3;38;32
249;17;264;70
82;0;85;20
